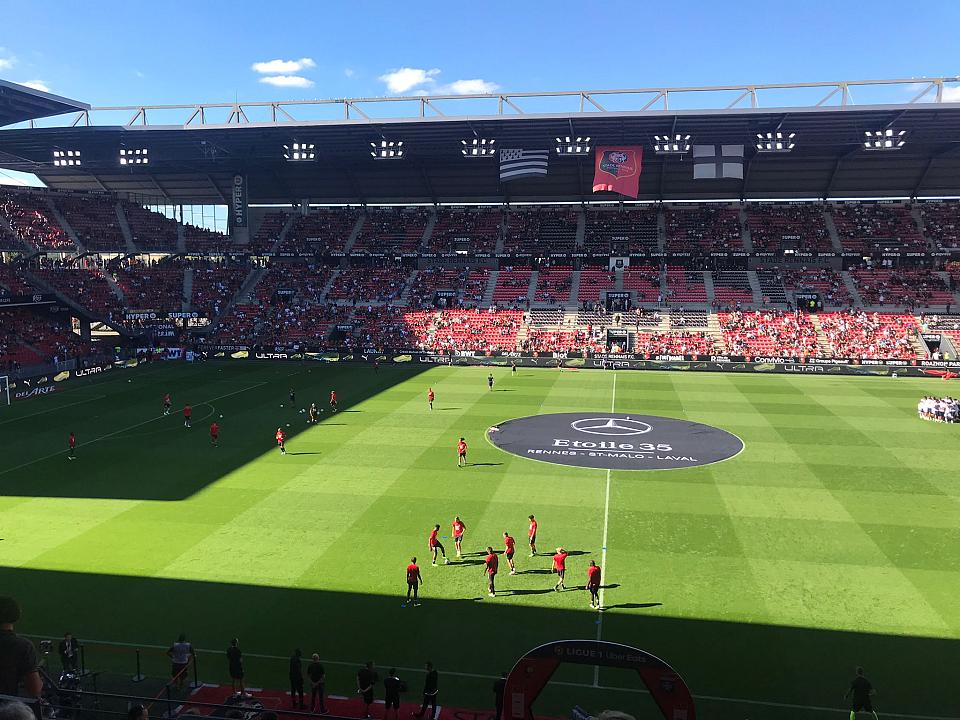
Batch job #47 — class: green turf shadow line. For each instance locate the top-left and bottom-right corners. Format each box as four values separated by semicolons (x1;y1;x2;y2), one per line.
4;565;957;718
0;362;433;501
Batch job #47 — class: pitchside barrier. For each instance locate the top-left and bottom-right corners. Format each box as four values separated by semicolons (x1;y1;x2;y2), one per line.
201;346;960;378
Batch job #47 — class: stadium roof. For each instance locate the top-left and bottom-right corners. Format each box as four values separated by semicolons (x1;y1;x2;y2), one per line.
0;79;90;129
1;78;960;205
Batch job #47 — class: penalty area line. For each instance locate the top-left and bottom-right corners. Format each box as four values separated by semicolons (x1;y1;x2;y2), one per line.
0;381;268;477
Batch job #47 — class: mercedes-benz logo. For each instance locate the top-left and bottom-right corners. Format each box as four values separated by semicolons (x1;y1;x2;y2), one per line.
570;417;652;436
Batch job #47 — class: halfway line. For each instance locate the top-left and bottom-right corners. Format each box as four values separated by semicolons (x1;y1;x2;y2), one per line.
594;371;616;686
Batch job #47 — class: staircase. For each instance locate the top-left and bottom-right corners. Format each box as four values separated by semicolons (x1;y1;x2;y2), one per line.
115;202;138;253
271;213;298;254
841;272;864;307
910;204;937;252
739;207;754;252
656;207;667;252
568;270;581;306
419;212;437;250
343;213;366;253
398;270;419;306
103;273;126;304
705;314;725;349
526;271;539;305
702;271;716;306
495;215;507;254
746;271;763;305
810;315;833;356
574;210;586;248
318;269;340;303
482;270;499;306
182;267;194;311
176;224;186;253
46;198;84;253
823;208;844;253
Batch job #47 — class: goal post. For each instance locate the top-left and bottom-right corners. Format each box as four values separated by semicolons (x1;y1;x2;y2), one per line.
0;376;9;406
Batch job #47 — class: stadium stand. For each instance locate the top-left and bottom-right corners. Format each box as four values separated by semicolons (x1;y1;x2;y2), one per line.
622;265;662;304
407;267;490;309
746;203;832;252
114;263;185;313
831;202;927;253
429;208;500;254
577;267;617;304
819;311;920;359
189;263;247;317
121;202;180;251
918;201;960;251
284;209;360;254
502;208;577;254
584;206;659;253
34;266;124;319
0;262;36;296
533;265;572;305
325;265;410;304
849;268;955;308
491;268;532;307
352;208;428;253
247;211;290;253
416;308;523;352
720;309;819;358
779;268;852;307
664;267;707;304
55;195;126;252
0;309;99;371
0;190;73;251
664;204;743;252
183;223;231;253
635;331;717;356
713;271;754;307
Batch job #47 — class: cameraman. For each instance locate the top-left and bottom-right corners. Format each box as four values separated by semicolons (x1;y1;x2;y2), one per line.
0;596;41;700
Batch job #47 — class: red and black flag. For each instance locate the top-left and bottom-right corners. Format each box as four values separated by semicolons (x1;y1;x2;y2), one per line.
592;146;643;198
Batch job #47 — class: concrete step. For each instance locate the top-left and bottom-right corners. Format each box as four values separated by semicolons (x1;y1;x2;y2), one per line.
568;270;581;305
526;270;538;304
45;198;84;253
574;210;585;248
182;267;194;311
746;271;763;305
482;270;499;305
318;269;340;303
419;212;437;251
702;271;716;305
823;208;844;253
739;206;754;252
840;271;864;307
115;202;138;253
343;213;366;253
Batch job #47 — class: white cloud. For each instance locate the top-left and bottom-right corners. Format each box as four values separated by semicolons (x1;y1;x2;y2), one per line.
943;86;960;102
20;80;51;93
258;75;314;88
439;78;498;95
344;68;355;78
0;56;15;71
378;67;440;94
251;58;316;74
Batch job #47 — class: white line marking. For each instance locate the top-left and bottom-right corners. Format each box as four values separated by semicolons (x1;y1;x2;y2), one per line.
593;371;616;687
0;381;267;477
25;634;953;720
0;394;108;426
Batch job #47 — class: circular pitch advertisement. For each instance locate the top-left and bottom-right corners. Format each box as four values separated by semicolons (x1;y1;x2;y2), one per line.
487;413;744;471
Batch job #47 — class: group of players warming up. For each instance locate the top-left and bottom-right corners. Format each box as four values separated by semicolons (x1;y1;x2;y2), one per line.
405;513;603;607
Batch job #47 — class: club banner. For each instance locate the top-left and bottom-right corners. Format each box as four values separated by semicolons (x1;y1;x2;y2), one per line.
593;146;643;198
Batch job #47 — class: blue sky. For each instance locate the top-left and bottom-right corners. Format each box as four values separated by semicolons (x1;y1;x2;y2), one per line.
2;0;958;107
1;0;958;187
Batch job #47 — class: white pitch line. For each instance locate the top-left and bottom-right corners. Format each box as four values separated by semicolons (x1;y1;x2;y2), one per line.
0;394;108;426
25;633;955;720
0;381;268;477
593;371;616;687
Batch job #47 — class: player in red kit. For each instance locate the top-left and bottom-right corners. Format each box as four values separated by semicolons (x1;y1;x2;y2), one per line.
406;557;423;606
67;431;76;460
457;437;467;467
552;547;569;591
482;546;499;597
183;404;192;428
427;388;434;411
329;390;338;412
527;515;538;556
428;524;449;565
451;516;466;558
503;532;517;575
210;422;220;447
276;427;287;455
586;560;602;608
163;393;172;415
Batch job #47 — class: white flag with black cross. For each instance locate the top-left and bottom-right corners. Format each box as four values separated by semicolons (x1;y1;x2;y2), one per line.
693;145;744;179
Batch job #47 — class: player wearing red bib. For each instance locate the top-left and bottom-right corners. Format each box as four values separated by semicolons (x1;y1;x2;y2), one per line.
482;546;499;597
67;431;76;461
527;515;538;556
182;404;192;428
406;557;423;606
427;388;434;411
457;437;467;467
586;560;602;608
428;524;449;565
503;532;517;575
210;422;220;447
451;516;466;558
276;427;287;455
552;547;569;591
163;393;172;415
329;390;338;412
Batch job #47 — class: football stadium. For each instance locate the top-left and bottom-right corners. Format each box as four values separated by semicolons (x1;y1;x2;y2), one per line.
2;9;960;720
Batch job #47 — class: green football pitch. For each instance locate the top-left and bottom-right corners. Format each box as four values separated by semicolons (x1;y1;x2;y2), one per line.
1;361;958;720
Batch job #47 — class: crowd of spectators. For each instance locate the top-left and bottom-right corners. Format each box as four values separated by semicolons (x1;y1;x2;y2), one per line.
284;209;361;254
719;310;819;357
831;203;926;253
56;196;126;252
491;269;532;307
0;308;100;371
407;268;489;310
664;205;743;252
122;202;180;251
919;201;960;251
502;209;577;254
778;268;852;307
532;266;572;305
326;266;411;304
412;308;523;352
746;203;832;252
583;207;659;253
849;269;954;309
114;264;185;313
0;190;72;250
353;209;429;253
428;209;500;254
634;331;717;356
190;263;247;317
819;311;920;359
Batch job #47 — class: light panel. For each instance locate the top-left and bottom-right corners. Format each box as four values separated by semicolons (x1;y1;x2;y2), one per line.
370;140;404;160
119;148;149;165
653;134;691;154
864;129;906;151
52;149;81;167
461;138;496;157
554;136;592;155
756;131;796;153
283;142;316;161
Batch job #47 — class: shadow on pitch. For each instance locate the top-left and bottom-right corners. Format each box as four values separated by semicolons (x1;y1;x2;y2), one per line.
603;602;661;610
468;462;503;467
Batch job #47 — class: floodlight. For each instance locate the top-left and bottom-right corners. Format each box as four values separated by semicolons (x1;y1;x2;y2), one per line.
554;136;592;155
653;134;691;154
863;129;906;151
283;142;316;161
370;140;405;159
52;149;81;166
461;138;497;157
755;132;796;153
119;148;149;165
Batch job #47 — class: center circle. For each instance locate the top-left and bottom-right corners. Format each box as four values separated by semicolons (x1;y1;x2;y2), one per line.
487;413;744;471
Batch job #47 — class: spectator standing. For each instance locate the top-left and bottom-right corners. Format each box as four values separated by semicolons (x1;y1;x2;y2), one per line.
383;668;406;720
356;661;378;719
167;633;194;689
226;638;245;696
307;653;327;714
289;649;304;709
58;632;80;672
0;596;41;700
413;662;439;720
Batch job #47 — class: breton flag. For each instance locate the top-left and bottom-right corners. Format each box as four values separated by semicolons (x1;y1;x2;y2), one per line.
693;145;744;179
499;149;549;181
592;146;643;198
